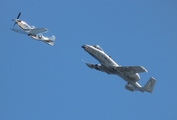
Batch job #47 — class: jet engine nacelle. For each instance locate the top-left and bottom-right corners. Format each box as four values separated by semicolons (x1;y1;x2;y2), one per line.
125;83;135;92
129;73;140;81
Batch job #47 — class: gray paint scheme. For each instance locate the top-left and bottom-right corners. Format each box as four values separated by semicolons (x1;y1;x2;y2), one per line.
82;44;156;93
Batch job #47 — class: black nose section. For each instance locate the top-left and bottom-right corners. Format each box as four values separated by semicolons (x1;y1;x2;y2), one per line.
82;45;86;49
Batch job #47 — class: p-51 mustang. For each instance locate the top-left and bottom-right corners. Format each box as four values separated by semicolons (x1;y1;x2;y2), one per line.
82;44;156;93
11;12;55;46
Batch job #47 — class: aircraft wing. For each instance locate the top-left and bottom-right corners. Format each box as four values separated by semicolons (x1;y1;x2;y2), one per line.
25;28;48;35
81;60;105;72
115;66;148;74
11;28;28;35
86;63;103;71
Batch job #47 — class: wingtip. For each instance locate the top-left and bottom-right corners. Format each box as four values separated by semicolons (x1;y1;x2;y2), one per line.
45;28;48;31
141;66;148;72
81;59;86;63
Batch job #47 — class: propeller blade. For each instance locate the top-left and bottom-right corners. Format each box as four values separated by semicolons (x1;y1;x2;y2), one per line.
13;22;16;27
17;12;21;19
12;12;21;28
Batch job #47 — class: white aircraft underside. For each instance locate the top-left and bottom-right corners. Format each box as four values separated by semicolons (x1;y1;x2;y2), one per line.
82;44;156;93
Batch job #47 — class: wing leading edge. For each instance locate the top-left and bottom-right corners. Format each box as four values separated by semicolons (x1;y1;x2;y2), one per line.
25;28;48;34
115;66;148;74
11;28;48;35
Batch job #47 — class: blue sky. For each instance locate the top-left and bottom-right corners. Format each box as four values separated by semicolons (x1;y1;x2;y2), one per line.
1;0;177;120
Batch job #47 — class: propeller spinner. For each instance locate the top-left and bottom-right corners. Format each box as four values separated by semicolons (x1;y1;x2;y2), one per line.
12;12;21;27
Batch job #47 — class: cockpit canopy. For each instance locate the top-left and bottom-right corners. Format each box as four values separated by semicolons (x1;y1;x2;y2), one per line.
93;45;103;51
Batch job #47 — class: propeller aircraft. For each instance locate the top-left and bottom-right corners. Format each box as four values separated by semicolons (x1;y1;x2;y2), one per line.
11;12;55;46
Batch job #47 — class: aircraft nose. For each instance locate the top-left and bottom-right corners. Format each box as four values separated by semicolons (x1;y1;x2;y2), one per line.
82;44;87;49
15;19;21;23
81;45;85;49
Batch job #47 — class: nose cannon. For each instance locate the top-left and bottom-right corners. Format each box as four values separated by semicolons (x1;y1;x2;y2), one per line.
81;45;85;49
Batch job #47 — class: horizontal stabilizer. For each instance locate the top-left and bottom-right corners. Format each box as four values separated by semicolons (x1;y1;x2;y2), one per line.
46;35;55;46
49;35;55;41
143;77;156;93
43;40;54;46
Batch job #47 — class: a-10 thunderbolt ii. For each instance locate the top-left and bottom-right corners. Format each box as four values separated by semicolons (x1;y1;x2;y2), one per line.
11;12;55;46
82;44;156;93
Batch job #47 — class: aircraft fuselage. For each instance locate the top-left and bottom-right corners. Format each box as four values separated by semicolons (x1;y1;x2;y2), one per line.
16;20;33;30
82;44;141;87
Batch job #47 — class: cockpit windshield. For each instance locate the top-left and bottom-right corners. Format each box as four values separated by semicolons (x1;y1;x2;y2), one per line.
93;45;103;51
